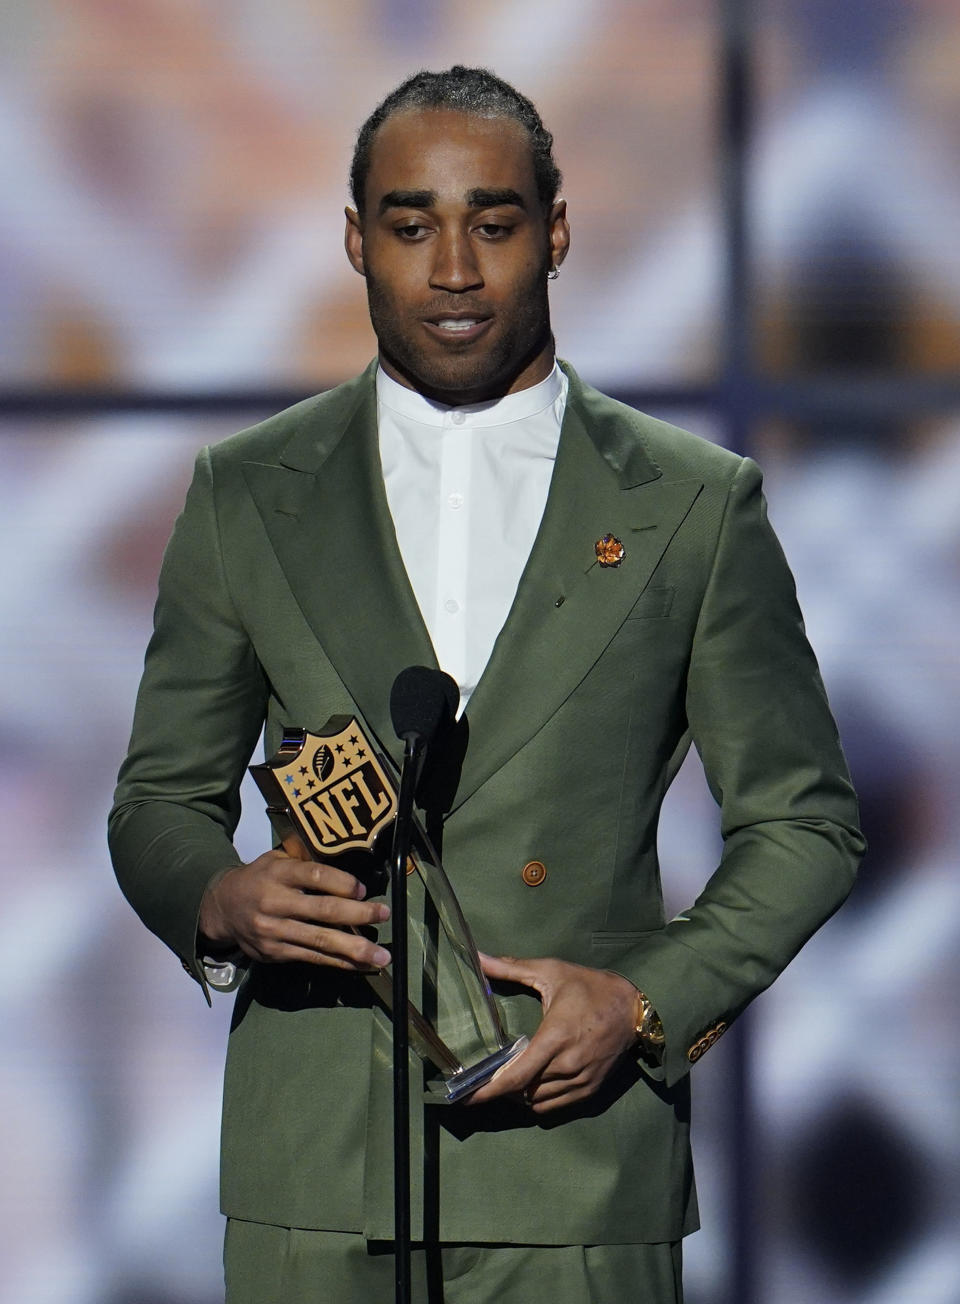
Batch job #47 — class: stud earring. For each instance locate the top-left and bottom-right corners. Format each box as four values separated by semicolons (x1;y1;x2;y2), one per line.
547;266;559;280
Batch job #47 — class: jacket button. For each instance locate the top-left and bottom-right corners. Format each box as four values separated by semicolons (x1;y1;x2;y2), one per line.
521;860;547;886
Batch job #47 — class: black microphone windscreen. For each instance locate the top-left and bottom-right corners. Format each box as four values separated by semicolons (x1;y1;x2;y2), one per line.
390;666;459;744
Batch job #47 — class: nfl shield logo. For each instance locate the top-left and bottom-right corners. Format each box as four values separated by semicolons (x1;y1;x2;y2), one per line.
250;716;397;858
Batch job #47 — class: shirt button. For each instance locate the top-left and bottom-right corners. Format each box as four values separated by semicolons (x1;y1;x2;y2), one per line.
451;410;466;425
447;492;464;509
444;598;460;614
521;860;547;886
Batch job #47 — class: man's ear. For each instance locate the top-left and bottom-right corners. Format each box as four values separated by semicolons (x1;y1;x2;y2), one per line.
344;206;365;276
548;199;570;271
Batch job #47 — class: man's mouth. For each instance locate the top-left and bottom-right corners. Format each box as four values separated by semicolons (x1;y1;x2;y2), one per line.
422;314;492;343
434;318;482;333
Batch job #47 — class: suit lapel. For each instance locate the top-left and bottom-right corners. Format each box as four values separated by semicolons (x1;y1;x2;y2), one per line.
455;367;702;810
240;362;701;801
242;367;436;762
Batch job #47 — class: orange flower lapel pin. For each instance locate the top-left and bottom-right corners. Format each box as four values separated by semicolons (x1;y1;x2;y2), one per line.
595;533;625;568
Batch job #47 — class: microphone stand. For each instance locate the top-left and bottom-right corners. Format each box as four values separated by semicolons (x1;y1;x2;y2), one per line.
389;731;423;1304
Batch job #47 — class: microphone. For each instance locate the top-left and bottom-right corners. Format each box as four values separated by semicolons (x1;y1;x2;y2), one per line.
387;665;459;1302
390;666;459;747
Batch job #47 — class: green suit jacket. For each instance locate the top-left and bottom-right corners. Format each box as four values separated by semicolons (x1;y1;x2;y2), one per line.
109;361;864;1244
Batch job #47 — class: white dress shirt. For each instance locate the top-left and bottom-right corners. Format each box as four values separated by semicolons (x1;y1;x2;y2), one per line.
377;361;568;712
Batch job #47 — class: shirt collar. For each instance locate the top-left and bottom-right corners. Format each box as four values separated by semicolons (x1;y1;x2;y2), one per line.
376;360;565;428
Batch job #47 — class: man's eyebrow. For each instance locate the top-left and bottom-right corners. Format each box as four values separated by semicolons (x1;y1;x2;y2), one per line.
378;189;437;215
466;188;527;211
376;186;529;216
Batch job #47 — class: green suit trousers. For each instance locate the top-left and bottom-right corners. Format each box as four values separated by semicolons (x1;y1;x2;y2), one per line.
224;1220;683;1303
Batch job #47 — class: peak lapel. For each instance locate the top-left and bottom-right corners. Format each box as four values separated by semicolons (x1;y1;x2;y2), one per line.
242;371;436;760
456;371;702;810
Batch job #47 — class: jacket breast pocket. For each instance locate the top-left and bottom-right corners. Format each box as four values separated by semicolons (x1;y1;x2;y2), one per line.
626;586;675;620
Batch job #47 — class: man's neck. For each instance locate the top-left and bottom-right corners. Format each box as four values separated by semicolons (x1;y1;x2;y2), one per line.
377;340;556;408
376;359;564;426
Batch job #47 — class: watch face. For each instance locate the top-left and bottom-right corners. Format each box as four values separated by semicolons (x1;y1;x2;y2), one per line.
634;992;663;1043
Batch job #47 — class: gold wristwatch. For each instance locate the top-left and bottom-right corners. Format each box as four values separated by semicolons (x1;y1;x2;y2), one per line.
634;988;665;1067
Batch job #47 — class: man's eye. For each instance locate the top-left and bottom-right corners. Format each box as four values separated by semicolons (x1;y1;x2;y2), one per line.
396;223;429;239
477;223;509;238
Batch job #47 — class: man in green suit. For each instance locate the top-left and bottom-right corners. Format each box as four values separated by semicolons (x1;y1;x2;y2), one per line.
110;67;864;1302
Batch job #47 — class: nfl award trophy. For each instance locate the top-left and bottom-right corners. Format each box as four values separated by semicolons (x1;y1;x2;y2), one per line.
249;716;527;1102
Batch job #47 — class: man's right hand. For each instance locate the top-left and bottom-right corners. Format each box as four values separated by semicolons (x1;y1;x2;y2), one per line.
197;849;391;971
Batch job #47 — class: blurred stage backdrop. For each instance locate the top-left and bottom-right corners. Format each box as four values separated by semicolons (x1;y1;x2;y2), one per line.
2;2;959;1302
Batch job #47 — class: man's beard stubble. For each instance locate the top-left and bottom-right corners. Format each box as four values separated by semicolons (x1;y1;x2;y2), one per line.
364;260;554;405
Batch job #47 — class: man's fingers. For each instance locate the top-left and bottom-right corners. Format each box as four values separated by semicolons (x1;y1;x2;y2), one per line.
258;942;389;972
466;1029;559;1104
242;919;391;970
527;1082;594;1114
478;952;547;993
281;833;312;861
299;921;390;969
285;890;390;930
280;857;371;900
246;878;389;935
471;1035;605;1107
528;1066;593;1099
208;851;392;966
465;957;639;1110
253;894;389;950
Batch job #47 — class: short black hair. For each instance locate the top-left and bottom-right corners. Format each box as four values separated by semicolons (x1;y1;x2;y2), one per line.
350;65;562;218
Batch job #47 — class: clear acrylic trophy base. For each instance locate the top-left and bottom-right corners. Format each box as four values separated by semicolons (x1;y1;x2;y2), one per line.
427;1035;529;1103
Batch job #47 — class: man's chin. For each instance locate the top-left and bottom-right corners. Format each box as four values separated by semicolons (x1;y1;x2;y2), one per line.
382;353;509;405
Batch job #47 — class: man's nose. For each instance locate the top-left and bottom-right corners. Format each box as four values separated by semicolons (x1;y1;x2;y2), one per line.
428;231;483;292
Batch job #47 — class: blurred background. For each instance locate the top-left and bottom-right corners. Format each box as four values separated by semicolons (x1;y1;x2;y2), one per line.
1;1;958;1301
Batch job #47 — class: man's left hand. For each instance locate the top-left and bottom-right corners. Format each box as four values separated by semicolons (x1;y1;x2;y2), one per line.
468;955;638;1113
